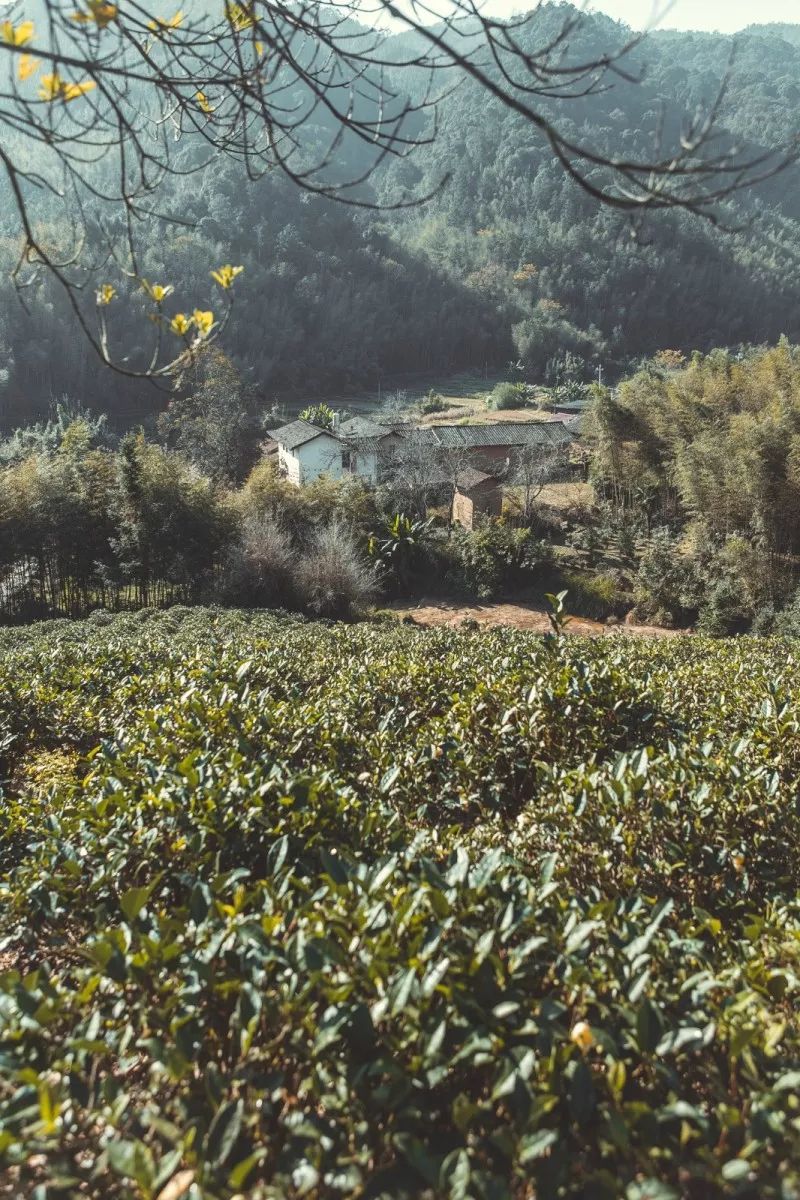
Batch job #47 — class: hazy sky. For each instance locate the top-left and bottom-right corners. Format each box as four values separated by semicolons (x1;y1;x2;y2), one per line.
478;1;798;33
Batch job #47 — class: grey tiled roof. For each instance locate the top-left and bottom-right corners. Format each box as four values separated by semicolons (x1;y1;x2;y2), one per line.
429;421;572;449
266;419;339;451
401;427;440;447
456;466;496;492
347;436;392;454
338;417;395;439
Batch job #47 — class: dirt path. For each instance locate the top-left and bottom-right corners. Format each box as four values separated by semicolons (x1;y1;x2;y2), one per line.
387;600;684;639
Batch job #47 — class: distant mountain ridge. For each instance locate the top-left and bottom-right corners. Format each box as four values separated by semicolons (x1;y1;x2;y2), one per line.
2;3;800;427
745;22;800;46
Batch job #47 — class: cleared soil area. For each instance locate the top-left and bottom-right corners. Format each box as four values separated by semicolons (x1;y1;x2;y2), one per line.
387;600;684;639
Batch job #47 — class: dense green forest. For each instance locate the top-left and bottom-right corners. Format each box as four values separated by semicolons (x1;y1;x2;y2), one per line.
4;7;800;429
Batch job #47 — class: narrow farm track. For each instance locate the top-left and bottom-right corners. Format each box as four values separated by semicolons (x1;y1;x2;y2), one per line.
388;599;685;638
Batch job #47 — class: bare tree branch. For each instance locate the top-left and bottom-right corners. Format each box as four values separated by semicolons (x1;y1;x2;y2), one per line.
0;0;794;376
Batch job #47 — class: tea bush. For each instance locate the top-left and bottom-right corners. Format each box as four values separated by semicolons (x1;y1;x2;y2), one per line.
1;610;799;1200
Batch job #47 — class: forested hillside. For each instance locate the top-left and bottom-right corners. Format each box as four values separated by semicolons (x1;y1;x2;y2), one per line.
3;8;800;428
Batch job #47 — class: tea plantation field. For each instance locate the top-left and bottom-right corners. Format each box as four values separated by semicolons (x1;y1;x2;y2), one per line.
1;608;799;1200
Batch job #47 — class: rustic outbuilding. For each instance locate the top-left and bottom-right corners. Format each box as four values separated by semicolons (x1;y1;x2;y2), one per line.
452;467;503;530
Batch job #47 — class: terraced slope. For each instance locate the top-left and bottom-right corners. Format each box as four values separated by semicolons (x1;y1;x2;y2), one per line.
0;608;798;1199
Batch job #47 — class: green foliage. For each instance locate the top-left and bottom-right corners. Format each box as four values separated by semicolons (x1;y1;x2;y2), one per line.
559;569;631;620
486;380;528;410
633;531;703;627
452;522;547;600
368;513;434;595
159;349;260;482
420;391;446;415
299;403;337;431
1;612;800;1197
591;344;800;629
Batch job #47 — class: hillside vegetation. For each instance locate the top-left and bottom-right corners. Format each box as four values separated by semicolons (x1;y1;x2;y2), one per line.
587;341;800;632
1;608;799;1199
5;9;800;425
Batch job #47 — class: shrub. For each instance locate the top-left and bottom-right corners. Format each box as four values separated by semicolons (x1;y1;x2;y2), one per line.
771;586;800;636
454;521;548;599
420;390;446;414
299;401;336;430
633;528;702;625
559;568;631;619
218;514;297;608
486;380;528;410
297;520;379;618
697;574;752;637
368;513;435;597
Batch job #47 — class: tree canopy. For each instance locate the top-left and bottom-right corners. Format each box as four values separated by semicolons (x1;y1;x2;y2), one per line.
0;1;796;381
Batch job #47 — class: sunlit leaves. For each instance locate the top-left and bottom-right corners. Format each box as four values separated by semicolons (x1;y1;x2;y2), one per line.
513;262;538;284
1;617;800;1197
96;283;116;305
18;53;37;81
169;312;192;336
210;263;243;289
39;74;97;102
71;0;118;28
147;10;184;34
570;1020;596;1051
226;2;255;32
1;20;34;46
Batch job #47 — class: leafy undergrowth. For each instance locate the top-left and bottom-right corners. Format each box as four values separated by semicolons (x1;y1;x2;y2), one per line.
0;607;799;1200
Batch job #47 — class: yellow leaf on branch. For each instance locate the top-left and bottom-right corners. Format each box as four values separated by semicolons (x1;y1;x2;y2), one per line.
141;280;174;303
63;79;97;100
226;2;255;31
147;11;183;33
2;20;34;46
96;284;116;305
170;313;193;336
39;73;97;101
71;0;118;27
192;309;214;336
210;264;243;290
195;91;214;114
18;54;38;81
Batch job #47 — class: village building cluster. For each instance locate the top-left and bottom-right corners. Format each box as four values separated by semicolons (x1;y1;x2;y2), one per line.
266;413;578;528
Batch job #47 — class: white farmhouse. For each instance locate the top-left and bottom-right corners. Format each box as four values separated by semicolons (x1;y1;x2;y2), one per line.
266;419;346;485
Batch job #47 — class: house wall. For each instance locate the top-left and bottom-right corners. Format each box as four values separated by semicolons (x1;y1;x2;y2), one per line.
352;451;378;484
479;487;503;519
278;445;302;486
452;483;503;530
468;445;512;471
279;435;345;485
452;490;475;530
